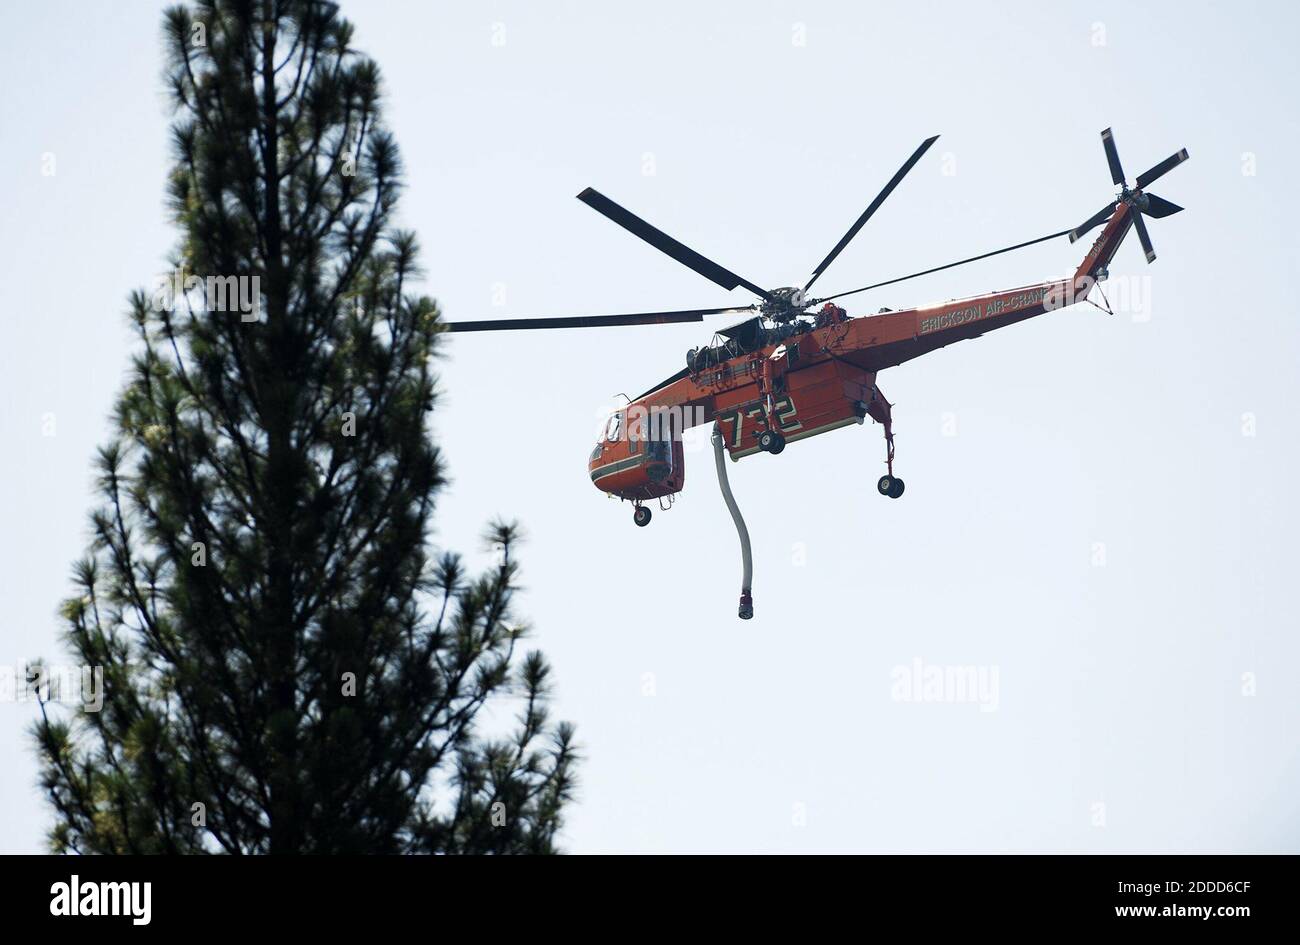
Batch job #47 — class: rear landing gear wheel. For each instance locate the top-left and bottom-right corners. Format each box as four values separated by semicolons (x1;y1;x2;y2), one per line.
878;475;905;498
759;430;786;454
633;505;652;527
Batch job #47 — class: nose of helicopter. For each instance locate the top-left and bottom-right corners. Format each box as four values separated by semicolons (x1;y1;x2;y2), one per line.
588;436;614;494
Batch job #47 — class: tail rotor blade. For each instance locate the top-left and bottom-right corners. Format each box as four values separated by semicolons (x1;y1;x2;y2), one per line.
804;135;940;292
1142;193;1184;218
1132;210;1156;264
1068;201;1118;243
577;188;773;301
1135;148;1190;189
1101;128;1126;186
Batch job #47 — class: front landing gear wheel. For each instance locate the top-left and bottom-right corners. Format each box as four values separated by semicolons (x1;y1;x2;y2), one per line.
758;430;786;454
633;506;652;527
878;475;905;498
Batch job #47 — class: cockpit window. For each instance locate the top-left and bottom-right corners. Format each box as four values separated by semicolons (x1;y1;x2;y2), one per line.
605;412;622;442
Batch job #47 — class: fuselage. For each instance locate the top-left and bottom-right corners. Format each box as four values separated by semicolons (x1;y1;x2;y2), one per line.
589;276;1079;501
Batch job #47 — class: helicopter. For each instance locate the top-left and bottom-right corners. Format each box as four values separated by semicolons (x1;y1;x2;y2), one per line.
447;128;1189;619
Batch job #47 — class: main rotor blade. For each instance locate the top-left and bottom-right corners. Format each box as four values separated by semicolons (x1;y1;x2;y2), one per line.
803;135;940;293
1135;148;1190;189
814;228;1072;304
1068;201;1119;243
576;188;772;301
1142;193;1184;218
1132;211;1156;264
444;305;754;333
1101;127;1126;186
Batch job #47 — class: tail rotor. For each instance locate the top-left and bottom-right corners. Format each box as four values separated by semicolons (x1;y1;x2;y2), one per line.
1068;127;1189;263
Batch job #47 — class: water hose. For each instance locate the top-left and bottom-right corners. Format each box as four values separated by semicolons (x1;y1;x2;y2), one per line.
711;424;753;619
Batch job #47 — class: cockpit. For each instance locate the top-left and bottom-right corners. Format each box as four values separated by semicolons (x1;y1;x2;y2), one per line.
589;405;684;498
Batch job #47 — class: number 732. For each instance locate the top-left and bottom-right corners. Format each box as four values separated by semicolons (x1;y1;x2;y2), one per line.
717;396;802;448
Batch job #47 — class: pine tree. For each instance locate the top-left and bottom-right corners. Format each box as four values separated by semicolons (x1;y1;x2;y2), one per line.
33;0;576;854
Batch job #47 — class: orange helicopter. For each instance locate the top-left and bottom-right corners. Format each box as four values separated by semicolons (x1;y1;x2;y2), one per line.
448;128;1189;619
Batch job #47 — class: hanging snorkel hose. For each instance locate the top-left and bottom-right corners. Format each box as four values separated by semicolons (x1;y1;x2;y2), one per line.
712;423;753;620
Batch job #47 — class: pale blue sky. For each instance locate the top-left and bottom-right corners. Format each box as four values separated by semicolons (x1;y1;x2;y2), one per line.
2;1;1297;852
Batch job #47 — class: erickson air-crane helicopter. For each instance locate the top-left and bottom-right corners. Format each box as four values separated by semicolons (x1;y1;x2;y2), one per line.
447;128;1189;619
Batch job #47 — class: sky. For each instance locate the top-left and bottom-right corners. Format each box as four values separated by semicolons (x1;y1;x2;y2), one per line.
1;0;1297;853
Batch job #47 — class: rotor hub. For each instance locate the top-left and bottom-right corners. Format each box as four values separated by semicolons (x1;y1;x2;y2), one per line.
1117;187;1152;217
761;286;811;323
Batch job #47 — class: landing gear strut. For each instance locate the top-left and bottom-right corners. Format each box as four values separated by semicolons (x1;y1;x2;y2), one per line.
865;385;904;498
633;505;652;527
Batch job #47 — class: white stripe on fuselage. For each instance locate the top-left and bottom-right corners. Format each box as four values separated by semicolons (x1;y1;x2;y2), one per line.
729;414;864;460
